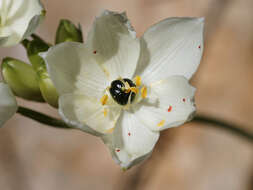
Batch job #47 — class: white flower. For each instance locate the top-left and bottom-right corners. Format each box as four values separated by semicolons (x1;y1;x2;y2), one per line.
0;82;17;126
0;0;45;47
42;10;204;169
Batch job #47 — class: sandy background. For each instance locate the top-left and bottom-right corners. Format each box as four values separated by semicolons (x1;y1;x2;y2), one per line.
0;0;253;189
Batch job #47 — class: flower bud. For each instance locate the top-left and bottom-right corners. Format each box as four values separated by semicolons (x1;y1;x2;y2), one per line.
1;57;44;102
55;19;83;44
37;70;59;108
22;34;50;71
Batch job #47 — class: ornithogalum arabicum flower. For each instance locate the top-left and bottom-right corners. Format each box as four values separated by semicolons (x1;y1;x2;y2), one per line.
0;0;45;47
42;10;204;169
0;82;17;126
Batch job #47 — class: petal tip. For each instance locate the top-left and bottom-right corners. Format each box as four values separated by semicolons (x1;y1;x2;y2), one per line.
97;9;116;18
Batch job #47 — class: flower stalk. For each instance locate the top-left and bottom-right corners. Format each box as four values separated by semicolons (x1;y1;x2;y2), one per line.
16;106;253;142
17;106;70;129
193;115;253;142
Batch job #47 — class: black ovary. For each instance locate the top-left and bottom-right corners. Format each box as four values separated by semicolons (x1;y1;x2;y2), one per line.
109;78;136;105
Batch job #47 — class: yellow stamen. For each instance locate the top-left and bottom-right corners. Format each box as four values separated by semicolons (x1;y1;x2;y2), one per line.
141;86;147;98
103;108;108;117
100;94;108;105
124;88;131;93
130;87;139;94
106;127;114;133
124;81;131;89
157;120;165;127
135;76;141;86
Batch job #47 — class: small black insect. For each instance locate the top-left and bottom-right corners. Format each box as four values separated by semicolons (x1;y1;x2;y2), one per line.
109;78;136;105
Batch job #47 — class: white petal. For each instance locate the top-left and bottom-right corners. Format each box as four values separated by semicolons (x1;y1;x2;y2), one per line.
0;83;17;126
59;93;121;135
135;17;204;84
102;111;159;169
134;76;196;132
0;0;44;46
43;42;108;98
86;10;140;80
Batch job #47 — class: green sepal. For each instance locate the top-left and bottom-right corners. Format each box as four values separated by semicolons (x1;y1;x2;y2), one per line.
55;19;83;44
1;57;44;102
22;34;50;71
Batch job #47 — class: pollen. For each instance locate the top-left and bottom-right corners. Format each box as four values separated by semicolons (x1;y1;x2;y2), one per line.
168;105;172;112
130;87;139;94
183;98;186;102
157;120;165;127
106;127;114;133
124;88;131;93
134;75;141;86
103;108;108;117
100;94;108;105
141;86;147;98
93;50;97;54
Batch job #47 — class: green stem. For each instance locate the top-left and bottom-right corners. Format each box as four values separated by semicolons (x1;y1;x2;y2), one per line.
17;106;71;129
193;115;253;142
17;106;253;142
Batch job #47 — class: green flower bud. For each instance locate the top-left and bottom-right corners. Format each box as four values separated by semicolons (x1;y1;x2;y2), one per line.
22;34;50;71
38;70;59;108
1;57;44;102
55;19;83;44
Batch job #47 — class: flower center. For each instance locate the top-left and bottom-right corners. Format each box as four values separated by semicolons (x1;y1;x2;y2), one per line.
109;78;137;105
100;75;147;110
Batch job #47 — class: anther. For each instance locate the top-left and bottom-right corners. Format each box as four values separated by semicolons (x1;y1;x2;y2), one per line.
141;86;147;98
157;120;165;127
103;108;108;117
100;94;108;105
130;87;138;94
106;127;114;133
134;76;141;86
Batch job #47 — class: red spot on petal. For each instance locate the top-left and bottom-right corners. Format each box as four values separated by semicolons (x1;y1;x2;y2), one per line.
116;149;120;152
183;98;186;102
128;132;131;136
93;50;97;54
198;45;201;49
167;105;172;112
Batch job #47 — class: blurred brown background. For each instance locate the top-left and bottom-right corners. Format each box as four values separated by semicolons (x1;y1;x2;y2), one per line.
1;0;253;189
